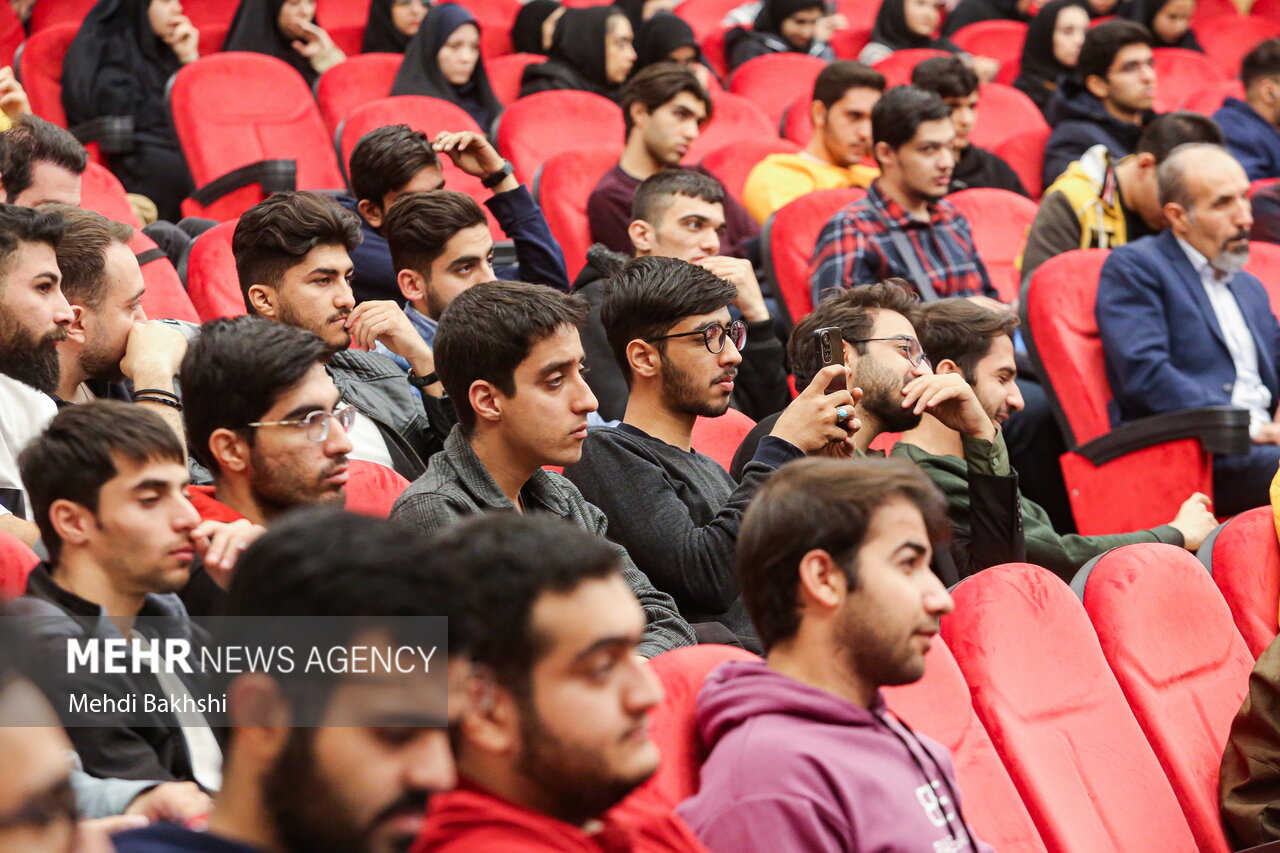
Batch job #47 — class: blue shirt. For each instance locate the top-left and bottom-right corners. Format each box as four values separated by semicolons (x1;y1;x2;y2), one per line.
1215;98;1280;183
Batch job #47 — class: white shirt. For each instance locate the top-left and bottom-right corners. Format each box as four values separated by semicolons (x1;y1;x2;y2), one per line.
343;405;397;471
130;631;222;792
0;374;58;518
1176;238;1273;434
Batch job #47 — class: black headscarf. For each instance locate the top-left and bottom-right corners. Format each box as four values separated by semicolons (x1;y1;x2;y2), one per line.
511;0;559;55
392;2;502;130
634;11;701;71
550;7;621;92
1123;0;1201;49
1013;0;1087;111
941;0;1029;36
224;0;321;84
753;0;824;38
869;0;959;52
617;0;647;30
62;0;183;131
363;0;420;53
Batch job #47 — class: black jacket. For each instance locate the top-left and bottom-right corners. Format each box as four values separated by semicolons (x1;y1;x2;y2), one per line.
951;144;1029;197
1043;80;1151;188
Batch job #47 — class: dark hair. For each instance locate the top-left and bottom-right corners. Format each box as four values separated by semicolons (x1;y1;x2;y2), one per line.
180;316;333;474
18;401;185;563
787;281;920;387
0;203;63;286
813;61;886;108
233;191;363;311
0;116;87;202
601;256;735;384
737;457;949;652
630;168;724;226
1135;111;1224;162
348;124;441;211
910;56;978;100
435;280;589;433
915;299;1018;382
384;190;487;277
621;62;712;136
1077;20;1152;84
1242;37;1280;90
49;206;133;310
871;85;952;152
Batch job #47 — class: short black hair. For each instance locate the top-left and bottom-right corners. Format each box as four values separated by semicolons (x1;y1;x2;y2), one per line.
0;203;63;287
0;116;87;202
630;168;724;226
1078;19;1153;84
435;281;589;433
1135;111;1224;162
19;401;185;563
180;316;333;475
384;190;487;277
49;206;133;310
601;256;735;385
871;85;952;152
348;124;441;210
621;62;712;136
233;191;363;312
787;281;920;387
1242;37;1280;90
915;298;1018;382
910;56;978;100
813;61;886;108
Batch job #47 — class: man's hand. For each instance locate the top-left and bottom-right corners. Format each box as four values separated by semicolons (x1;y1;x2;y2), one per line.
901;373;996;441
120;321;188;386
0;67;30;119
1255;422;1280;445
770;365;859;454
346;301;432;362
970;55;1000;83
814;12;848;43
694;257;769;323
163;15;200;63
432;131;517;193
124;781;212;824
190;518;267;588
1168;492;1217;552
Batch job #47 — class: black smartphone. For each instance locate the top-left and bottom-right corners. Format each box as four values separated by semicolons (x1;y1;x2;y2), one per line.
811;327;846;393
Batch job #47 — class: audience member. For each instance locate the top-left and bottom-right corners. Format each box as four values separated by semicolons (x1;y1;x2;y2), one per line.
860;0;961;65
390;280;695;656
519;6;636;102
223;0;345;85
1215;38;1280;183
0;115;87;207
392;4;503;132
809;86;999;306
616;0;676;35
566;257;854;647
677;456;996;852
742;61;884;224
1097;144;1278;515
414;513;704;851
943;0;1033;36
361;0;426;52
1042;19;1157;187
1021;110;1224;281
1220;630;1280;849
1012;0;1089;115
510;0;563;55
898;299;1218;578
1125;0;1200;50
911;55;1028;196
1255;182;1280;246
724;0;832;71
633;12;707;80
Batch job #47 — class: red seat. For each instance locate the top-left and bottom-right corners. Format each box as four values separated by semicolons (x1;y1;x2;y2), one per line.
170;52;347;221
727;52;827;129
345;459;411;517
495;89;624;185
762;187;867;325
944;563;1200;853
28;0;94;32
780;94;812;145
883;637;1047;853
1074;543;1252;853
970;82;1048;152
454;0;520;59
1255;178;1280;198
699;27;730;79
1022;249;1224;534
0;2;24;69
831;0;878;31
1183;78;1246;115
184;220;246;322
871;47;952;88
315;0;372;54
1201;507;1280;658
1192;0;1241;27
683;90;775;166
0;530;38;599
183;0;241;35
829;25;872;61
700;136;801;205
315;53;402;136
1248;241;1280;315
533;144;623;281
15;23;78;129
1200;16;1280;76
676;0;745;41
132;231;200;323
1153;47;1228;113
690;408;756;471
80;162;143;228
945;188;1037;303
995;125;1051;200
952;20;1027;86
1251;0;1280;19
488;52;545;104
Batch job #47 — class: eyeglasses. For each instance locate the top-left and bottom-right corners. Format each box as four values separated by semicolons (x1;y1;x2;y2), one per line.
848;335;930;367
644;320;748;354
246;403;357;443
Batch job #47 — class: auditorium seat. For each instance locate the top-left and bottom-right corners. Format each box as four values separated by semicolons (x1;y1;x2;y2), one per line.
996;124;1051;199
952;20;1027;85
762;186;866;325
27;0;94;32
0;531;38;599
1248;241;1280;316
1200;16;1280;76
728;52;827;128
1191;0;1241;27
315;53;402;135
454;0;521;58
700;27;731;79
15;23;79;129
700;137;801;205
676;0;746;40
829;25;872;61
170;52;347;221
488;52;545;105
80;162;143;228
183;220;246;322
0;2;23;69
1251;0;1280;19
1073;543;1252;853
1198;507;1280;658
344;459;411;518
1153;48;1227;113
970;82;1048;152
944;563;1200;853
946;187;1037;303
1183;78;1246;115
495;90;624;185
690;408;756;472
531;144;623;281
183;0;241;36
133;231;201;323
316;0;372;45
872;48;951;87
684;90;776;165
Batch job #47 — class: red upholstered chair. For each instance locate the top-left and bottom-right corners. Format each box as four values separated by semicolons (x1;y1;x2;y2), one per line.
133;232;200;323
316;0;373;44
780;94;812;145
952;20;1026;85
970;82;1048;152
0;2;24;69
762;187;867;325
996;124;1050;199
1021;249;1242;534
690;408;756;471
883;637;1047;853
871;48;951;87
27;0;94;32
1153;48;1228;113
1200;507;1280;658
700;136;801;204
315;53;402;135
344;460;411;518
728;52;827;128
1192;0;1241;27
676;0;744;40
945;187;1037;303
943;563;1200;853
1073;543;1252;853
1183;78;1246;115
699;27;731;79
15;24;79;129
0;531;38;599
829;25;872;60
80;162;143;228
1252;0;1280;19
683;90;775;165
495;89;624;185
1200;16;1280;76
184;220;246;322
488;52;545;104
170;53;346;221
532;143;623;281
184;0;241;35
832;0;878;30
1248;242;1280;315
454;0;520;58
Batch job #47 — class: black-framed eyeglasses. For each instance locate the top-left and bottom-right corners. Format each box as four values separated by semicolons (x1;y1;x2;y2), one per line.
246;403;357;443
848;335;930;367
644;320;748;354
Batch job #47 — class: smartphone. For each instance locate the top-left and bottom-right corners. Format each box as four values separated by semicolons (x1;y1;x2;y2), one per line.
811;327;846;393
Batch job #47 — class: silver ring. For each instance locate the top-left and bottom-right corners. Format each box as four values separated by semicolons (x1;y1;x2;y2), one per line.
835;406;849;423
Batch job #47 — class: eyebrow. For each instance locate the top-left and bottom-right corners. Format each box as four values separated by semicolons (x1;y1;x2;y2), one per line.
893;541;929;559
447;253;486;270
34;271;59;282
131;477;189;493
307;267;344;279
537;357;581;379
572;635;640;663
128;285;146;303
280;401;336;421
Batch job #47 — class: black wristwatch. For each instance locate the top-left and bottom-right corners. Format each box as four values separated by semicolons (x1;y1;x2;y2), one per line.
481;160;515;189
408;369;439;388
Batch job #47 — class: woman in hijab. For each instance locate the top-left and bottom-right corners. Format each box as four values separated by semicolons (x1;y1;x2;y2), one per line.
941;0;1033;37
362;0;429;53
724;0;832;71
633;12;718;87
62;0;197;220
510;0;561;55
1125;0;1200;50
392;3;502;131
617;0;676;31
223;0;345;86
859;0;960;64
519;6;637;103
1013;0;1089;114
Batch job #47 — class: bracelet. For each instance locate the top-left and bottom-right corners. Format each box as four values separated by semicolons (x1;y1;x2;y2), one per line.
133;388;179;400
408;370;440;388
135;395;183;411
481;160;514;189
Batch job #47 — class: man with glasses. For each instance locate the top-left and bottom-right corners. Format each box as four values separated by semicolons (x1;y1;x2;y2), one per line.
566;257;856;649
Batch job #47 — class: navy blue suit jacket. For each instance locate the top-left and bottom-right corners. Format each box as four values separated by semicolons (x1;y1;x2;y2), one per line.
1096;230;1280;426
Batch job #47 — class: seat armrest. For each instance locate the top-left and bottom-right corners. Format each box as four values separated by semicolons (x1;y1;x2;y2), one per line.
189;160;297;208
70;116;135;154
1073;406;1251;466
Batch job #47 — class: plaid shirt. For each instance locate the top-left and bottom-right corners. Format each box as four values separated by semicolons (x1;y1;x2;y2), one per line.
808;180;995;305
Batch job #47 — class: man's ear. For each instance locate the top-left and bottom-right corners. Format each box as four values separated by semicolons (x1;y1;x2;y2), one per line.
934;358;962;376
47;499;95;550
872;141;894;171
356;199;384;230
469;380;502;426
209;427;251;475
796;549;848;614
809;99;826;130
1163;201;1190;233
1084;73;1110;101
627;101;651;133
1134;152;1157;174
459;679;521;758
64;304;88;345
625;339;662;383
398;269;426;303
629;219;656;254
226;673;293;766
246;284;278;319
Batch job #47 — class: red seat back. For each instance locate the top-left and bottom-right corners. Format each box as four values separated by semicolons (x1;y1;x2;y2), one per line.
780;94;812;146
1200;15;1280;76
28;0;94;32
1078;543;1252;853
995;124;1050;199
1184;78;1245;115
0;2;24;69
952;20;1027;85
488;52;545;104
1191;0;1241;27
675;0;744;41
944;563;1200;853
1247;241;1280;317
454;0;521;59
700;136;800;204
184;220;246;322
132;231;200;322
1206;507;1280;658
727;52;826;128
946;187;1037;303
683;90;775;167
16;23;78;129
345;459;411;517
1153;47;1228;113
762;186;866;324
0;531;38;599
496;89;624;185
871;47;951;87
315;53;402;136
970;82;1048;152
830;25;872;60
80;162;143;228
316;0;372;53
183;0;241;35
1251;0;1280;19
533;143;623;281
689;408;756;471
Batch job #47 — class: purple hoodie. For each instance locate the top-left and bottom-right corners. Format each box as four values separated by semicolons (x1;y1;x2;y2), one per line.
676;660;995;853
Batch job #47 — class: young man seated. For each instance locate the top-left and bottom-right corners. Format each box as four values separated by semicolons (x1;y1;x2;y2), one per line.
389;280;694;657
1215;38;1280;183
677;457;995;852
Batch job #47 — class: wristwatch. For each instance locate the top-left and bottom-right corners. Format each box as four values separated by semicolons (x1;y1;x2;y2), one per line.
408;369;439;388
481;160;515;189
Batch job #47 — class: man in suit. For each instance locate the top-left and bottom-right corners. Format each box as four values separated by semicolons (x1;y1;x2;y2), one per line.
1097;143;1280;515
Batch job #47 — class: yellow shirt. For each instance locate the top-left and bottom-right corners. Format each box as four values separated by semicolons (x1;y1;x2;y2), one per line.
742;153;879;224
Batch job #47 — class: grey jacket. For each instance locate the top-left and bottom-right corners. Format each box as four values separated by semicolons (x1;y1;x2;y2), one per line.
391;426;696;658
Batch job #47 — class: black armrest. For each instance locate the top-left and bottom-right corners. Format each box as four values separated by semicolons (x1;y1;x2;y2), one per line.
1072;406;1251;466
70;116;134;154
189;160;297;208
